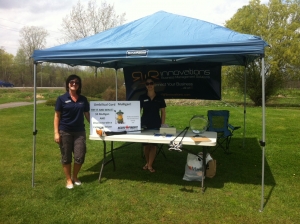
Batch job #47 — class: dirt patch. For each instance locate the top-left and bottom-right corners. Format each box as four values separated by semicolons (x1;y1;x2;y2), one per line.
36;94;44;99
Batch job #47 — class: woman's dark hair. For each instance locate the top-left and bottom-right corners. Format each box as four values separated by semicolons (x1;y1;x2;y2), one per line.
65;74;82;95
145;77;155;83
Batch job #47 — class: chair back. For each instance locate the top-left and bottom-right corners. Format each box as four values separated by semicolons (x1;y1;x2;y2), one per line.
207;110;232;137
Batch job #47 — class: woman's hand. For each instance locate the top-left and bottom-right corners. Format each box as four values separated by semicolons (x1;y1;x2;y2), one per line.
54;111;61;144
54;133;60;144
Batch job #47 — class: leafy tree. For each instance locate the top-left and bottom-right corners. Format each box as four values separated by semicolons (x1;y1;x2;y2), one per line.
17;26;49;86
19;26;49;59
61;0;126;42
14;49;28;86
0;47;14;82
60;0;126;78
224;0;300;106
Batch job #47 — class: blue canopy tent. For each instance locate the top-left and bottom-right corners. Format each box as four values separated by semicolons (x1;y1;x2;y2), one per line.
33;11;266;67
32;11;268;211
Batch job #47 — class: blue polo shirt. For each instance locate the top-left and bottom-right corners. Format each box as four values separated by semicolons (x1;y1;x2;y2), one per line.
55;92;90;132
139;93;166;129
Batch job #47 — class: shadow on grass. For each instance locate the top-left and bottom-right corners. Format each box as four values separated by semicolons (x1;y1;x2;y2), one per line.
84;137;276;191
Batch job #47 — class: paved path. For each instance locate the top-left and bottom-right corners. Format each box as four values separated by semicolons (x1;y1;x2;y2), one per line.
0;100;47;110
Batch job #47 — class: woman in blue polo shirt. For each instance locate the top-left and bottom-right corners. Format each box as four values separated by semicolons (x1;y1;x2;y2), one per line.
139;77;166;173
54;74;90;189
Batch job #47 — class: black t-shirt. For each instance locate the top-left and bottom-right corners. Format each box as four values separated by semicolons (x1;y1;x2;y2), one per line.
139;93;166;129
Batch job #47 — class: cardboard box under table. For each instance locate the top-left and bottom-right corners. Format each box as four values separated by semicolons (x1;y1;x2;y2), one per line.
89;130;217;191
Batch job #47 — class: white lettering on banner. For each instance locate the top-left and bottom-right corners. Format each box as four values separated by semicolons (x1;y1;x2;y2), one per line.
160;69;210;77
130;68;212;82
176;82;193;86
156;83;166;87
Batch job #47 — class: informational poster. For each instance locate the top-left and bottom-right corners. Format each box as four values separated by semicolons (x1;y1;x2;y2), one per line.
123;62;221;100
90;101;141;136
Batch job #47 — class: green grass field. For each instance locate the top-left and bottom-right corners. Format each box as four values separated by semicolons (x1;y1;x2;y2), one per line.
0;88;300;223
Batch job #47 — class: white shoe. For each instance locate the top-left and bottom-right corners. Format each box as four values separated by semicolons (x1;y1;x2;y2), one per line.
66;183;74;189
74;180;82;186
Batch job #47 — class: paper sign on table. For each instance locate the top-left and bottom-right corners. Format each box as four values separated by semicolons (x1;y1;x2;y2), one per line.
90;101;140;136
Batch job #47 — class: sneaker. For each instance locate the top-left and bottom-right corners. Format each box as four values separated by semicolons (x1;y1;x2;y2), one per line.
74;180;82;186
66;183;74;189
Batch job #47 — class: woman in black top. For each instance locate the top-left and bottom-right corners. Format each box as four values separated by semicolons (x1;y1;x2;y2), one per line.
139;78;166;172
54;74;90;189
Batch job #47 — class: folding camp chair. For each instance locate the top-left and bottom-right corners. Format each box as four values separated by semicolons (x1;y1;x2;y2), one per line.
207;110;240;154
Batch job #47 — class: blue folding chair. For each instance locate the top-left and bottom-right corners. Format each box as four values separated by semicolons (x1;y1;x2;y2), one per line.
207;110;240;154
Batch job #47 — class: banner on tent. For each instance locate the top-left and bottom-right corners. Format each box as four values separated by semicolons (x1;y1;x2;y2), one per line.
123;63;221;101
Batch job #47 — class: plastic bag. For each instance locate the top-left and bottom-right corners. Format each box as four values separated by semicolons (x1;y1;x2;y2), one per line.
182;153;213;181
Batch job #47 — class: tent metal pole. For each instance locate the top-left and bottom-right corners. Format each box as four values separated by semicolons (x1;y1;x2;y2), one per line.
260;57;266;212
115;69;118;101
94;67;98;78
243;66;247;149
32;63;37;188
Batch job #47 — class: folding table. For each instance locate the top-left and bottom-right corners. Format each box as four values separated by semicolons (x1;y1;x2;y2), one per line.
89;130;217;191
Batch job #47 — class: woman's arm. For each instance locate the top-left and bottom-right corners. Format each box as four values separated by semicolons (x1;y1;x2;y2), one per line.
160;107;166;125
54;111;61;143
84;111;90;123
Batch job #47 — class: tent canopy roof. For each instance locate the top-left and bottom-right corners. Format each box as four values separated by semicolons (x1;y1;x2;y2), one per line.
32;11;268;68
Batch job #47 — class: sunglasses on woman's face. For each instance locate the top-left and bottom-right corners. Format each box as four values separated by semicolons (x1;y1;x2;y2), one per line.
69;80;79;85
145;82;154;86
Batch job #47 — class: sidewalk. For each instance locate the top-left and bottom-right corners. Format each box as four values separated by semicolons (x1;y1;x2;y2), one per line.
0;100;46;110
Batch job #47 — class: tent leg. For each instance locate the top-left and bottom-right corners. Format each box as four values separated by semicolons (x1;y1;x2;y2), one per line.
115;69;118;101
243;65;247;149
32;63;38;188
94;67;98;78
260;57;266;212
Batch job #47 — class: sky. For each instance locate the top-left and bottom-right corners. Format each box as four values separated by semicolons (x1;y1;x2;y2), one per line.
0;0;268;56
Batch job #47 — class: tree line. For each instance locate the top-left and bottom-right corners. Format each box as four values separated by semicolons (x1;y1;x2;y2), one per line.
224;0;300;105
0;0;299;106
0;0;125;88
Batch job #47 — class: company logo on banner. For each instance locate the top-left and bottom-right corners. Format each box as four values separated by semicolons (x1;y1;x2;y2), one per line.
123;63;221;100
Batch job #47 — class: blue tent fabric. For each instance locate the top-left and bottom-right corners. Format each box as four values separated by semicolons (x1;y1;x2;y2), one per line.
32;11;268;68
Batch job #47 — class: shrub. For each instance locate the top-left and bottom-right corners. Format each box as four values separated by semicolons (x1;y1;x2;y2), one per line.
102;85;126;101
81;72;124;98
45;98;56;106
226;60;283;106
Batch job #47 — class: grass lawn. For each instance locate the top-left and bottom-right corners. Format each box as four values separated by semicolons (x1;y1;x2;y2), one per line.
0;88;65;104
0;88;300;223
